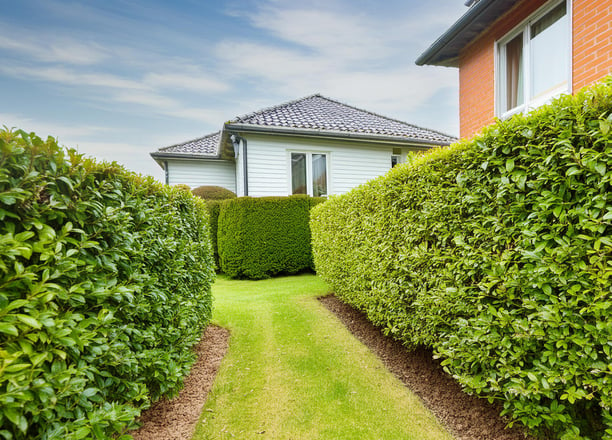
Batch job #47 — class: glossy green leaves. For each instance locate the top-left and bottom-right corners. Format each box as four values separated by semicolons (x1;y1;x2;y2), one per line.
0;129;214;439
311;78;612;439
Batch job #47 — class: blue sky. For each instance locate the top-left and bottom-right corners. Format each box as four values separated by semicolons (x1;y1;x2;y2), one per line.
0;0;466;181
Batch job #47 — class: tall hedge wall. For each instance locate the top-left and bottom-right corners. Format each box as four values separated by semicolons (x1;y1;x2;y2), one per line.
311;78;612;439
190;186;237;271
0;129;215;439
218;195;323;279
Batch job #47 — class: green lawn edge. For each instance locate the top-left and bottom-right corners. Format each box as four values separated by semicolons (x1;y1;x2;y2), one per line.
192;274;454;440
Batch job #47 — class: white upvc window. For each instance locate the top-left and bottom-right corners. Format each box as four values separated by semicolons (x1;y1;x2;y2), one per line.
290;152;328;197
496;0;570;118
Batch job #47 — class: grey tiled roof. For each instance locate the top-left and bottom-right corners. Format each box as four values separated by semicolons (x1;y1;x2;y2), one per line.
154;131;221;157
227;94;456;144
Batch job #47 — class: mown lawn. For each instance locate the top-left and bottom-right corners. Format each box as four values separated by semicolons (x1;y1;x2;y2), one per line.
192;274;453;440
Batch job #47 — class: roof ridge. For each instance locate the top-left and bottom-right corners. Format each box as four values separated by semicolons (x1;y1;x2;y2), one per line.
315;94;457;139
158;130;221;152
229;94;323;123
228;94;455;140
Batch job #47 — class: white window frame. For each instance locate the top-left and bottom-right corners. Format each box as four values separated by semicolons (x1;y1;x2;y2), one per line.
288;151;330;197
495;0;572;119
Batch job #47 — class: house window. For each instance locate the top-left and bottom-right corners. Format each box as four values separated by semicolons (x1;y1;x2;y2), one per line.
290;152;328;197
391;155;400;167
291;153;307;194
497;0;569;117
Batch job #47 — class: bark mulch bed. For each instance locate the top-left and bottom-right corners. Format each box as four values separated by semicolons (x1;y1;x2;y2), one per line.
131;325;229;440
319;294;533;440
133;296;534;440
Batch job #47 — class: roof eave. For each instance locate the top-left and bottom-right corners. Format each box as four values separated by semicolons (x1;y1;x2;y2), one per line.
224;123;454;147
149;152;227;162
415;0;517;67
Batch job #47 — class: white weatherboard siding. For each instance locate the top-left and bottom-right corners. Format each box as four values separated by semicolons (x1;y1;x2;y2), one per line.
167;159;236;192
331;145;392;195
244;134;394;197
245;135;289;197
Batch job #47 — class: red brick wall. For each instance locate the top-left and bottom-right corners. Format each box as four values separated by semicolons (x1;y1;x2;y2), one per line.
458;31;495;139
573;0;612;90
458;0;612;138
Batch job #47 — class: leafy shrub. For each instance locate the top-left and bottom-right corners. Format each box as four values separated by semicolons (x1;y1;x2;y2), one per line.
0;128;215;439
218;195;323;279
191;186;237;271
204;201;223;269
191;185;236;200
173;183;192;192
311;78;612;439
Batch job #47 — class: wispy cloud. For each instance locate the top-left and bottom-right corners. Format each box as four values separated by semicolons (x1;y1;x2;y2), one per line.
144;72;229;93
0;112;106;139
0;112;165;179
0;26;111;65
247;6;390;61
0;0;465;178
112;90;228;124
215;41;330;81
214;0;461;133
0;65;148;90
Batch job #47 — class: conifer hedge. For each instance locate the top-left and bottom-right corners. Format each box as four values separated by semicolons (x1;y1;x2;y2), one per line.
311;78;612;439
218;195;323;279
0;129;215;439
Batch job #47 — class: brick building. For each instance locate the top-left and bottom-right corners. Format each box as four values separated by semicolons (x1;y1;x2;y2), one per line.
417;0;612;138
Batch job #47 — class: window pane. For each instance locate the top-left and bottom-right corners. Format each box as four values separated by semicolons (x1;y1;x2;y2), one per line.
312;154;327;197
531;2;566;38
291;153;307;194
505;33;524;111
530;2;568;100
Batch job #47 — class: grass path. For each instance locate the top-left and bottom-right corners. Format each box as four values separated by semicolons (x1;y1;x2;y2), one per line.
192;274;453;440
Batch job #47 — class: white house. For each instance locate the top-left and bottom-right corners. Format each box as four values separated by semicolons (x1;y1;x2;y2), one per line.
150;94;456;197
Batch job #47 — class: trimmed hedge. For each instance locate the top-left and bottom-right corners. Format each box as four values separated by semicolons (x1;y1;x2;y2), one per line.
311;78;612;439
218;195;323;279
191;186;237;271
204;201;223;269
0;129;215;439
191;185;236;201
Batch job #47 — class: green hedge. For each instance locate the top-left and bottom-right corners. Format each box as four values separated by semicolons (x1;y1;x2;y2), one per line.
0;129;215;439
191;186;237;271
191;185;236;201
311;78;612;439
205;201;223;269
218;195;323;279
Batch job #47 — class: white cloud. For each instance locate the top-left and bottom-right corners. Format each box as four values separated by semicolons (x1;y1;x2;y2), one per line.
214;0;462;134
0;112;165;179
247;6;390;61
0;113;105;139
0;65;148;91
213;42;457;124
215;41;332;81
0;0;465;181
113;91;180;109
0;62;231;123
112;90;227;124
0;28;111;65
144;72;229;93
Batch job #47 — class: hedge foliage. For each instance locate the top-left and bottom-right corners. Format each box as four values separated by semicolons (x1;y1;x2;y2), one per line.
191;186;237;270
311;78;612;439
191;185;236;201
218;195;323;279
0;129;215;439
